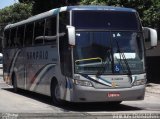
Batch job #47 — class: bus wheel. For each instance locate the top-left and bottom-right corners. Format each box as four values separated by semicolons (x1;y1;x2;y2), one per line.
12;73;18;92
51;80;63;106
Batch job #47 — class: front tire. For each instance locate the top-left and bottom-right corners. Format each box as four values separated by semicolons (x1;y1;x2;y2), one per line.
12;73;18;92
51;80;63;106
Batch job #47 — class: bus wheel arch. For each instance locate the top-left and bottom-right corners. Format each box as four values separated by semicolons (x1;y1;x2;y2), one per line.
50;77;63;106
11;72;18;92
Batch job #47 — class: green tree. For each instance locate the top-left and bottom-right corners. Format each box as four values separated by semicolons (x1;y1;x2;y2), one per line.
143;0;160;27
0;2;32;24
19;0;79;15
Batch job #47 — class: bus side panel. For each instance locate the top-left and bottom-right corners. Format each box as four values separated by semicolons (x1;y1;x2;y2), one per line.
3;49;14;85
13;48;26;89
24;45;59;96
4;49;24;88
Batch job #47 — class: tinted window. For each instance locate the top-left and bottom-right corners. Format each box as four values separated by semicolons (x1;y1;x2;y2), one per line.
17;26;25;47
59;12;69;33
24;23;34;46
10;28;17;47
59;35;72;77
44;16;57;44
34;20;45;45
4;30;10;48
73;11;140;30
59;12;72;77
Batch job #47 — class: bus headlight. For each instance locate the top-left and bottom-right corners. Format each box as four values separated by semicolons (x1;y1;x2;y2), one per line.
74;79;93;87
133;79;146;86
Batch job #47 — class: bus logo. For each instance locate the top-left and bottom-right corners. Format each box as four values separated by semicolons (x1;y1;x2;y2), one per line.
111;82;117;88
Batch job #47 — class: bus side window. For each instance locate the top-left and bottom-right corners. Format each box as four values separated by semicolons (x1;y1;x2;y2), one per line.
4;30;10;48
59;12;72;77
10;28;17;48
44;16;57;44
17;26;25;47
59;12;69;33
24;23;34;46
34;20;45;45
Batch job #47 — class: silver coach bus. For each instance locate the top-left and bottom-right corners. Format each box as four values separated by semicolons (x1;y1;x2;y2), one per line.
3;6;157;105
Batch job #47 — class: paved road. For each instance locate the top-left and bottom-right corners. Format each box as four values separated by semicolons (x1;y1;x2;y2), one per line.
0;78;160;119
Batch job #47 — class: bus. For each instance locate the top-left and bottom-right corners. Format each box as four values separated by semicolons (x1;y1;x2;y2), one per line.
3;6;157;105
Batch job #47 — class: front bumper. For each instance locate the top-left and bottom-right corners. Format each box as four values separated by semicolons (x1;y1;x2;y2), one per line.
71;85;145;102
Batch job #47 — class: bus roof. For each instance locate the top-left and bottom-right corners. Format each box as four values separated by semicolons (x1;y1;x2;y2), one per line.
4;6;136;30
67;6;136;12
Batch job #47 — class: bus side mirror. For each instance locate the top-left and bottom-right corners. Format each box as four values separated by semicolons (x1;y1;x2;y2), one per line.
66;26;75;46
143;27;157;49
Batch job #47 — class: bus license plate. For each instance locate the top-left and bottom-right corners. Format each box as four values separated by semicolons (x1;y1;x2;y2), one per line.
108;92;120;97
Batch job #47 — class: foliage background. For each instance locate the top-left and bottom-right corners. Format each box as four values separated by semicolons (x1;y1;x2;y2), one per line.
0;2;32;23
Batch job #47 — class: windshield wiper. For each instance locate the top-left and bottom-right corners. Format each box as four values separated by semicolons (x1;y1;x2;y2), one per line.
114;38;133;83
96;48;111;77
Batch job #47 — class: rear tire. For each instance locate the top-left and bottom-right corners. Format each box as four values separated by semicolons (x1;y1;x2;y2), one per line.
12;73;18;92
51;80;63;106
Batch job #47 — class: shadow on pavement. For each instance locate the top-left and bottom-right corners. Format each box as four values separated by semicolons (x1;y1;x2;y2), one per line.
4;88;142;112
61;102;142;112
4;88;52;105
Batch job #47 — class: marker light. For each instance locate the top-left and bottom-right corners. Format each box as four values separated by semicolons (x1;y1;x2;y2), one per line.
133;79;146;86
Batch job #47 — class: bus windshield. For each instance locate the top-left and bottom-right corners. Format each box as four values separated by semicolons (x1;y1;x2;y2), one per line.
72;10;140;30
74;31;144;75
